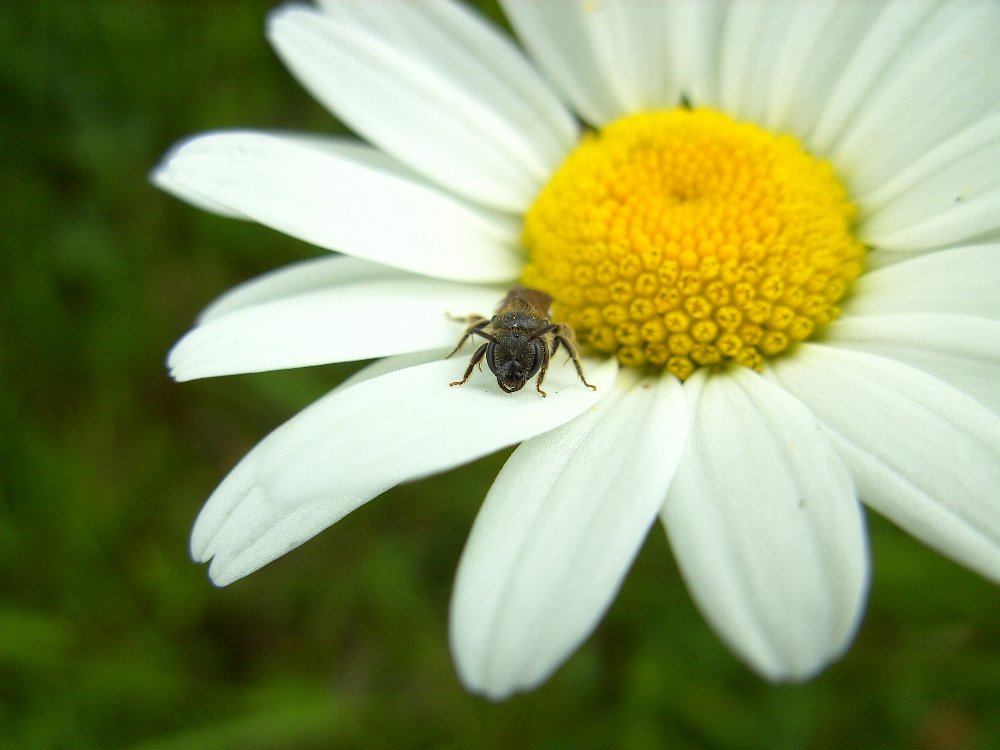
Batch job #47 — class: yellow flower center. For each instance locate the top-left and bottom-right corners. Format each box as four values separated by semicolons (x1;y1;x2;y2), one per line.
522;108;866;380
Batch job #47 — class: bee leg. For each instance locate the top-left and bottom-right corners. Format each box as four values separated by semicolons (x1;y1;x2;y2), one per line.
450;342;489;387
446;316;488;359
554;325;597;391
447;312;486;324
533;345;551;398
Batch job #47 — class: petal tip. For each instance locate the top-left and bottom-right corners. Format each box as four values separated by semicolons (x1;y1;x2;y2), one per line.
148;163;169;190
206;560;241;588
452;666;522;703
266;3;315;39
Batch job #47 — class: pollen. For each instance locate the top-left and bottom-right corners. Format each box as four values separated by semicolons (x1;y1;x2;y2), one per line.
521;108;866;379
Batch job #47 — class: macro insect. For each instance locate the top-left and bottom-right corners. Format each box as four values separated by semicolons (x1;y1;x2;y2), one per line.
447;287;597;397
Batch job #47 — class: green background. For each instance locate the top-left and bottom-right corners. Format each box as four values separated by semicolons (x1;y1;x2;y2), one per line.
3;2;999;748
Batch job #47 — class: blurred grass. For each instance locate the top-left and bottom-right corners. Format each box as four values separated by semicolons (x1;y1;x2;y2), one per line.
2;2;999;749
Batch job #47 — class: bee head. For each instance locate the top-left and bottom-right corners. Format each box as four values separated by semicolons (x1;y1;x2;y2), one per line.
487;339;545;393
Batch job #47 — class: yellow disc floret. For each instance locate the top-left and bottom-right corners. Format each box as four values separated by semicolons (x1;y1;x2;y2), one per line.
522;108;866;379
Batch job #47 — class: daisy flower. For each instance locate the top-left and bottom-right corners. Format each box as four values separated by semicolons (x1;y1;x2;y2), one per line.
153;0;1000;700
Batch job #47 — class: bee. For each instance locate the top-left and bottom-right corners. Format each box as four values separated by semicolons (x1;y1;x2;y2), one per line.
448;287;597;397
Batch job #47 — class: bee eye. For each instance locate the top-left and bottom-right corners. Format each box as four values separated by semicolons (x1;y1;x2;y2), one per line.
524;340;545;379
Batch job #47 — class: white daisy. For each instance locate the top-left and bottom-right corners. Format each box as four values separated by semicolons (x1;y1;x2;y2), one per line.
153;0;1000;700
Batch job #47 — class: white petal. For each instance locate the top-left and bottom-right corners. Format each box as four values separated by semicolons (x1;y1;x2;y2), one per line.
808;0;939;153
503;1;869;127
313;0;577;157
857;113;1000;252
822;1;1000;197
192;356;618;585
857;247;932;273
689;1;891;133
823;313;1000;415
335;348;450;391
195;255;371;325
666;0;727;107
168;259;503;380
662;367;869;681
664;0;728;107
843;244;1000;320
717;1;799;125
152;132;522;283
759;1;887;139
500;0;626;125
151;167;246;220
269;3;575;212
768;344;1000;583
594;0;680;111
856;112;1000;215
509;0;681;114
450;373;687;699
